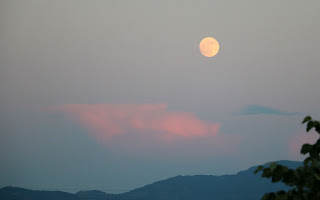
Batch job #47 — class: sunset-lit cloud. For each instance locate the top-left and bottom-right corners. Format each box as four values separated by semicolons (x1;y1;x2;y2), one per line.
46;104;220;143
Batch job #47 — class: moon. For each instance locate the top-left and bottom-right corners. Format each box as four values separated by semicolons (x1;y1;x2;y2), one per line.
199;37;220;57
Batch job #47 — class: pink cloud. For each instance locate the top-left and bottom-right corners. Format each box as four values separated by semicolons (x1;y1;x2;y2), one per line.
46;104;220;143
288;130;319;160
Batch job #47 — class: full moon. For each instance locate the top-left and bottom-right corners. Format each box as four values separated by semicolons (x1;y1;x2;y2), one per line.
199;37;220;57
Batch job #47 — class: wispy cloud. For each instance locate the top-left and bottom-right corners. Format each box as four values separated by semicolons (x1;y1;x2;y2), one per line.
237;104;300;116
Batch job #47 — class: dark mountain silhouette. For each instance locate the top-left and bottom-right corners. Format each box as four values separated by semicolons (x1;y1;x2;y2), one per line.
0;160;302;200
76;190;116;200
0;186;77;200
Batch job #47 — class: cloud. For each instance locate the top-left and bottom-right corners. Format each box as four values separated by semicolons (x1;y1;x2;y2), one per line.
46;104;220;143
237;104;300;116
288;130;319;160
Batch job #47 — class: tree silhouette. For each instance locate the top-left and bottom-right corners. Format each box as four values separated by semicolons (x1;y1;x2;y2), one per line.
255;116;320;200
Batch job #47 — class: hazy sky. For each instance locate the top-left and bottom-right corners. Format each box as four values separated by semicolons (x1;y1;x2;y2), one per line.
1;0;320;193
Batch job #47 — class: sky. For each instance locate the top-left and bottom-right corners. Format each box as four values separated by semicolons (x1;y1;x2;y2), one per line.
1;0;320;193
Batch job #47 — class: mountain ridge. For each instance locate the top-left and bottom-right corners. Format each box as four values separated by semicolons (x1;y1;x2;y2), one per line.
0;160;302;200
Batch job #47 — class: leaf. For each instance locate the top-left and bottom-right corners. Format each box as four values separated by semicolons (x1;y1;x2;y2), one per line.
314;121;320;134
254;166;263;174
302;116;312;124
314;173;320;181
306;121;314;132
301;144;312;155
271;167;283;183
303;157;311;165
270;162;277;172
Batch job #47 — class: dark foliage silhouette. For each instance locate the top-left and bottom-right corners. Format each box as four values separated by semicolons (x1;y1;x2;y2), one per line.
255;116;320;199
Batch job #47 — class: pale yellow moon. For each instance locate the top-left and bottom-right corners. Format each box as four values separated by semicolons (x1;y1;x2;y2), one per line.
199;37;220;57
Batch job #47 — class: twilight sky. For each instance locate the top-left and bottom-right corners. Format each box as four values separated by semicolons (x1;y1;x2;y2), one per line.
1;0;320;193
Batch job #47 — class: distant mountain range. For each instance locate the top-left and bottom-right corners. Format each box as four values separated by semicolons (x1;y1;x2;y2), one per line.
0;160;302;200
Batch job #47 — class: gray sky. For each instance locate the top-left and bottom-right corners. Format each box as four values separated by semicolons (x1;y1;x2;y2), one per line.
1;0;320;193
